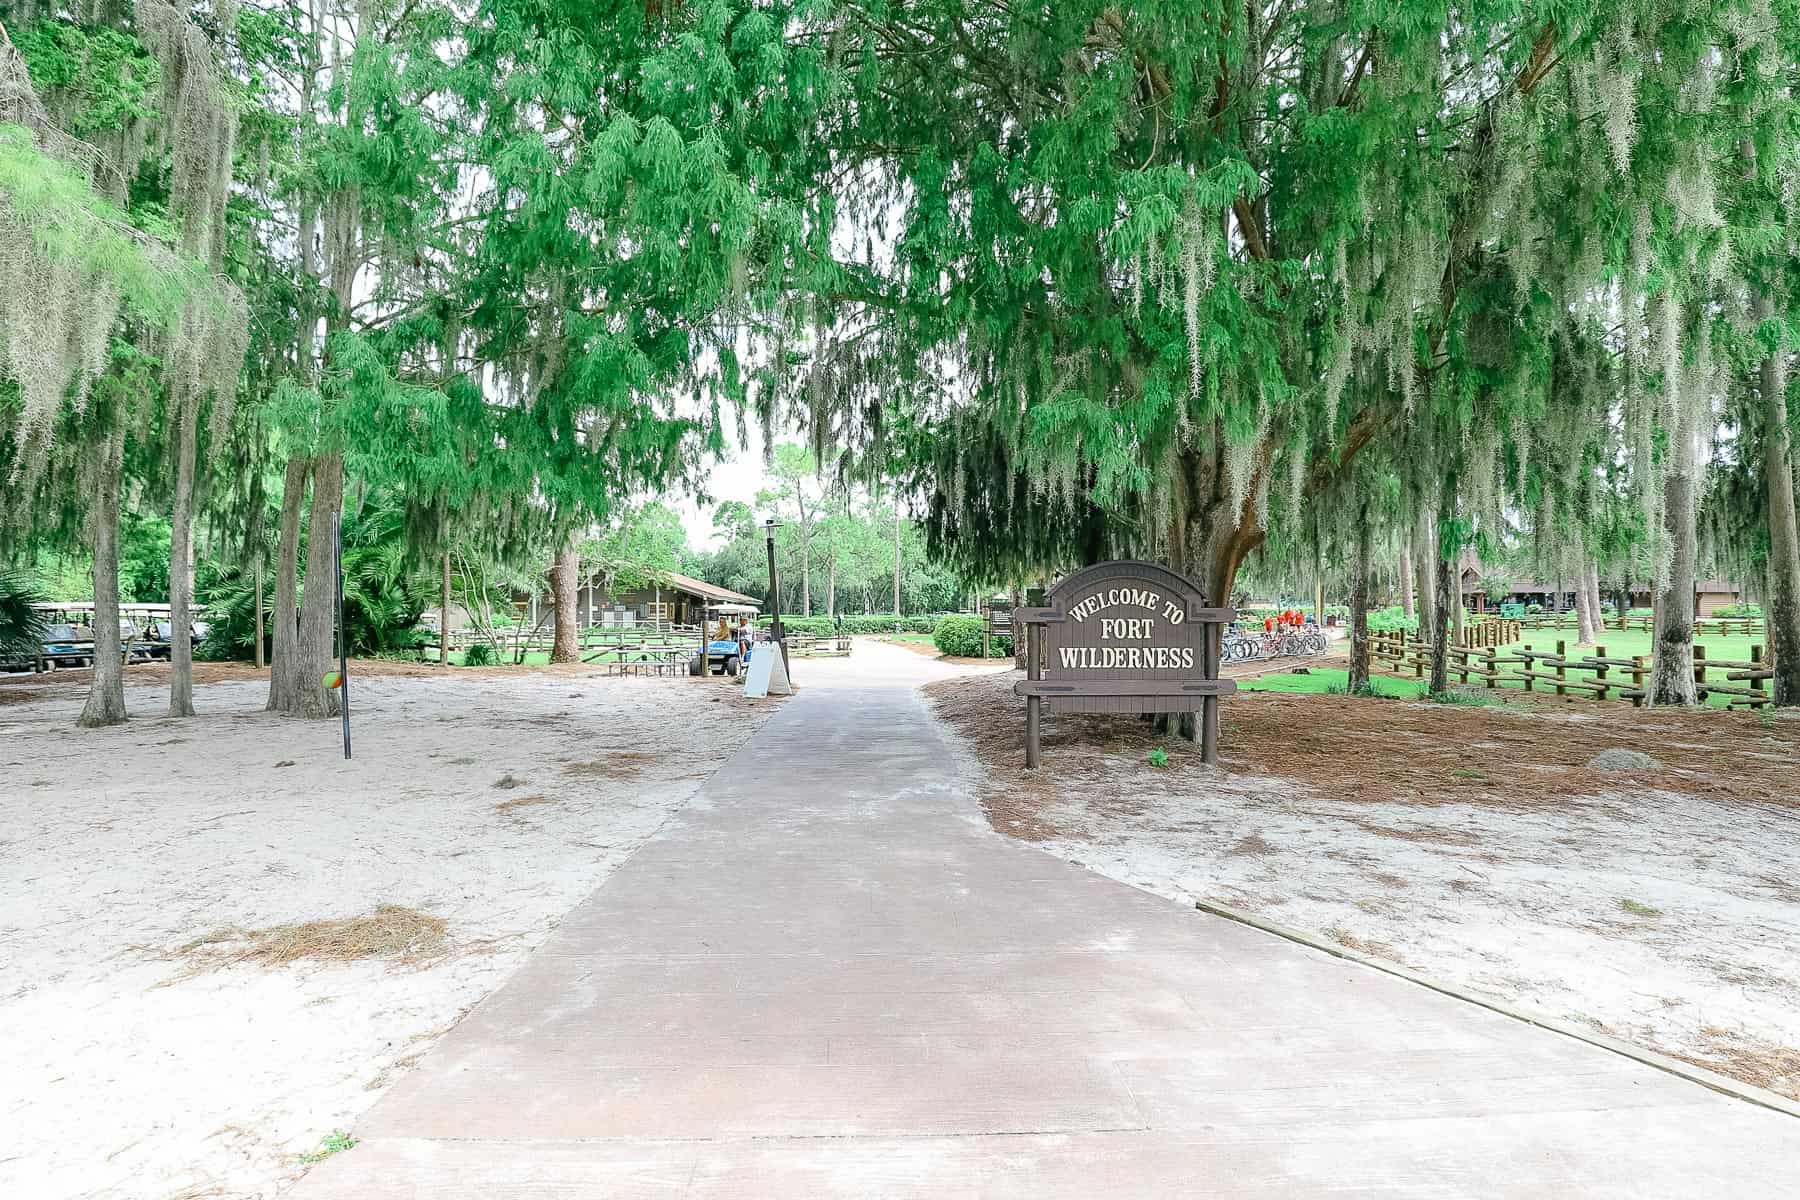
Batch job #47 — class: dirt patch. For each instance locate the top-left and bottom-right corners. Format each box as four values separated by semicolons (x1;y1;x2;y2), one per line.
562;751;655;781
1327;928;1409;966
494;794;557;825
1668;1034;1800;1096
179;905;448;971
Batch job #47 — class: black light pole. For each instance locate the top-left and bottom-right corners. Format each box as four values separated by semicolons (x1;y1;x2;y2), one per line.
763;518;788;673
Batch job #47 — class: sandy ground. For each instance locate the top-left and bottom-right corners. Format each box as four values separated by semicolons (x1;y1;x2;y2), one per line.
0;663;784;1199
927;671;1800;1100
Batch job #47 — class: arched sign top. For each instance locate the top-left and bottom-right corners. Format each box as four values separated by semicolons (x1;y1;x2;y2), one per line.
1017;560;1236;628
1047;560;1211;612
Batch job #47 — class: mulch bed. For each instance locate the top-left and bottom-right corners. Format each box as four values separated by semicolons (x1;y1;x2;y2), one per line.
925;671;1800;838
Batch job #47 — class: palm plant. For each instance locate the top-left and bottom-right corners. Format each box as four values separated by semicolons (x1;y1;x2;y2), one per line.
0;569;48;664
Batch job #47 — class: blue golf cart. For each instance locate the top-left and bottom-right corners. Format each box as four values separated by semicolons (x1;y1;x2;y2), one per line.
689;602;759;677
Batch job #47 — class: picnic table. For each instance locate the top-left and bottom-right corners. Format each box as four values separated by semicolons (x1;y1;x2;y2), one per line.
596;643;692;676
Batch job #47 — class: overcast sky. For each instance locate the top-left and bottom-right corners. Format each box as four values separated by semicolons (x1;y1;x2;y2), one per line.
665;446;777;552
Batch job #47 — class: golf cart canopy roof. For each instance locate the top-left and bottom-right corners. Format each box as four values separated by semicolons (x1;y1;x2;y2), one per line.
706;602;760;615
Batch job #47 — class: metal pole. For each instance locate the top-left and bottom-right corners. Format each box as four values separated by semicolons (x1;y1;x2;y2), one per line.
765;521;788;674
334;512;351;760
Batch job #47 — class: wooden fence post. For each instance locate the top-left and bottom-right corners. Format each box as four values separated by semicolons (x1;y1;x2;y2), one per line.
1522;644;1534;692
1593;644;1609;700
1752;644;1766;707
1483;645;1496;688
1024;619;1042;769
1631;655;1646;705
1202;620;1221;767
1694;644;1707;697
1556;639;1567;698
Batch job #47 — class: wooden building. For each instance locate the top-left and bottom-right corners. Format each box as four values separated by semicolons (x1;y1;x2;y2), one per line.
577;571;759;629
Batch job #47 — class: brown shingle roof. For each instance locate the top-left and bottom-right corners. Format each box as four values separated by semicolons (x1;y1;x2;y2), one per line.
659;571;760;607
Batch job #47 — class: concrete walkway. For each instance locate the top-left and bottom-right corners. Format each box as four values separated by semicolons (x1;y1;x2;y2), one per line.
299;643;1800;1197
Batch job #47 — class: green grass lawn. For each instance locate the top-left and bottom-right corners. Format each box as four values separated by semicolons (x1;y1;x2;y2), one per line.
1509;627;1766;665
1237;668;1427;699
1249;625;1772;710
1421;628;1766;708
430;647;664;667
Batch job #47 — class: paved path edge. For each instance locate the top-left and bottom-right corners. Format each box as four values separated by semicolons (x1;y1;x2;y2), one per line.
1190;896;1800;1121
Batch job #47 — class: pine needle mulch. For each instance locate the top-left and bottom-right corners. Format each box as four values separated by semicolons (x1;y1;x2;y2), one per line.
925;671;1800;837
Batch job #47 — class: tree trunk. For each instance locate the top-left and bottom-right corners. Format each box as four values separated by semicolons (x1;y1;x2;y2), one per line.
266;456;308;712
826;550;836;620
1586;561;1604;633
168;401;199;716
797;495;811;617
1756;297;1800;705
1427;486;1455;694
1400;539;1415;619
1572;548;1595;646
550;536;580;663
1648;416;1700;707
1348;488;1373;695
253;554;265;670
293;452;343;717
440;550;451;667
79;421;128;728
1429;546;1454;695
1413;509;1436;639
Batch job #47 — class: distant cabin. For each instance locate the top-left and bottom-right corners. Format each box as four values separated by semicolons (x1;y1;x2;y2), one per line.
1456;564;1742;617
580;571;759;630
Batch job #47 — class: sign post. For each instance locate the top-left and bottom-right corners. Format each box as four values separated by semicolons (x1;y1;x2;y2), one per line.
1014;561;1236;768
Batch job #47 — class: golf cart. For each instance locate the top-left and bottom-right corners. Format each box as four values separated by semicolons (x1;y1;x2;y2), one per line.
689;602;760;677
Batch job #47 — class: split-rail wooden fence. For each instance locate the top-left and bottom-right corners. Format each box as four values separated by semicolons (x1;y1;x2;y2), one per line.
1370;630;1776;707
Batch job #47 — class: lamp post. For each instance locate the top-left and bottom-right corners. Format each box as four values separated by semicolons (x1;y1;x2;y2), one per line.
763;518;788;673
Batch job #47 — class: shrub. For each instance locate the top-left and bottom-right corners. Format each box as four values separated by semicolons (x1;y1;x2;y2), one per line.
932;614;1011;657
1366;605;1417;634
756;613;940;636
1712;603;1762;618
0;569;48;665
462;641;495;667
1526;603;1543;615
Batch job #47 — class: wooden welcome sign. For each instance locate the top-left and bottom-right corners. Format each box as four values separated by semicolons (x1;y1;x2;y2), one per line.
1013;561;1237;768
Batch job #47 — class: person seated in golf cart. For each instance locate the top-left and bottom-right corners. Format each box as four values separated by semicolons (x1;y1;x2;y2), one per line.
690;601;761;676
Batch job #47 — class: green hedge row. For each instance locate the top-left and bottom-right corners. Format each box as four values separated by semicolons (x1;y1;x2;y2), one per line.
932;614;1013;658
755;613;941;636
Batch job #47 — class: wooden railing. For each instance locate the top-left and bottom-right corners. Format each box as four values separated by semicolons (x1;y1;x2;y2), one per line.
1516;611;1765;639
1370;631;1776;707
423;621;698;662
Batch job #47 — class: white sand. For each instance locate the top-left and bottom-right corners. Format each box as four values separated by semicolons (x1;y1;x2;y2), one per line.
0;668;781;1198
1007;759;1800;1097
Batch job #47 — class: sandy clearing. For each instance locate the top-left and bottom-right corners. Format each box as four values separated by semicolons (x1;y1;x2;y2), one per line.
0;666;782;1199
926;670;1800;1100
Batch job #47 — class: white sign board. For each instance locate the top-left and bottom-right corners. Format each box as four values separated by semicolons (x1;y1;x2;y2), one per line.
743;642;792;698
